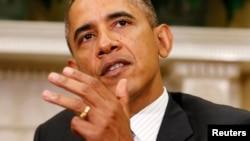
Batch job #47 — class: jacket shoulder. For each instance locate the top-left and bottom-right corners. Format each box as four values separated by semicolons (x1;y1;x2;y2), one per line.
40;109;75;129
168;91;250;124
34;109;83;141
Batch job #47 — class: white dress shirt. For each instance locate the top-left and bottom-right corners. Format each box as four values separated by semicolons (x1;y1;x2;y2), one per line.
130;87;169;141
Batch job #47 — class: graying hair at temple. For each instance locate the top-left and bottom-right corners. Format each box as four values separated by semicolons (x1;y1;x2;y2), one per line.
64;0;158;53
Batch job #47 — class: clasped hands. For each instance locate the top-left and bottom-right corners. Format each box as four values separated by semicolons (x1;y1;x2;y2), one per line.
42;67;133;141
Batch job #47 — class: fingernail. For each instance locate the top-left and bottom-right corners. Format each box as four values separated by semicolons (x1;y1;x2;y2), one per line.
48;72;59;81
63;67;74;75
42;90;57;100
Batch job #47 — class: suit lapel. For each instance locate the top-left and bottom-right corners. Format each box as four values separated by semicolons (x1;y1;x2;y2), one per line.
156;93;193;141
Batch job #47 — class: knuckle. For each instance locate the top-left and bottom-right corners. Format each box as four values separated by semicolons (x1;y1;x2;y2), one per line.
71;100;84;112
105;104;119;118
80;84;91;94
57;76;68;85
94;128;106;137
89;78;101;89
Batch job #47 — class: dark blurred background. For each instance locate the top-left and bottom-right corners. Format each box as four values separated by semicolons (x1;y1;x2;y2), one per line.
0;0;250;27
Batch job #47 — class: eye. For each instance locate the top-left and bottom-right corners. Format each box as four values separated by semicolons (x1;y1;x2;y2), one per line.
116;20;129;28
81;33;95;42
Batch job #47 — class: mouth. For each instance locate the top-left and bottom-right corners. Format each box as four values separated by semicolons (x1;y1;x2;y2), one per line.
100;59;130;77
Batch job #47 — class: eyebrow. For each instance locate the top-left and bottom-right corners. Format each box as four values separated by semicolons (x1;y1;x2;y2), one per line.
107;11;135;21
73;11;135;42
74;24;92;42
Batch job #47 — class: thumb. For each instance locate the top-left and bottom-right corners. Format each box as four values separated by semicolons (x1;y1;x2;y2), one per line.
116;79;129;117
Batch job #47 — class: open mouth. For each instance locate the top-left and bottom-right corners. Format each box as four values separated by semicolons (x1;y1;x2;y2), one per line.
109;63;124;71
101;60;130;76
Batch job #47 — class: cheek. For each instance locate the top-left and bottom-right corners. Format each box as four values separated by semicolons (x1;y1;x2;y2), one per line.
132;27;157;50
133;36;160;75
125;33;158;61
75;52;96;75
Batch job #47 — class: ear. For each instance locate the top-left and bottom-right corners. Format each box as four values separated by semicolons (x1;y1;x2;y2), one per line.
154;24;173;58
67;58;79;70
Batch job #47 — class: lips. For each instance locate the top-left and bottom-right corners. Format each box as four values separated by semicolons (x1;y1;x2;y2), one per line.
100;59;130;76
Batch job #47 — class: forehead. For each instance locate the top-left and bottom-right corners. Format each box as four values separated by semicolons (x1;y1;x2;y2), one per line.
68;0;143;22
72;0;133;8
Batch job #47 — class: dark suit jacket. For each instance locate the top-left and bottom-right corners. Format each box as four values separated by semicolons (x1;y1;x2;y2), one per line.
34;92;250;141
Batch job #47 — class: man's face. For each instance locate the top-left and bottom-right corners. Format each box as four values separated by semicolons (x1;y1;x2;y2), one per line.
67;0;171;95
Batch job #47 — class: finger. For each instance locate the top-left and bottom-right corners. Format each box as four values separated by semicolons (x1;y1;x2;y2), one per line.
116;79;130;117
71;116;96;139
42;90;88;115
47;72;102;106
42;90;110;127
62;67;113;100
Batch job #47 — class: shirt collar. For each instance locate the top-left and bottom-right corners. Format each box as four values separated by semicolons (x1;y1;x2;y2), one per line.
130;87;169;141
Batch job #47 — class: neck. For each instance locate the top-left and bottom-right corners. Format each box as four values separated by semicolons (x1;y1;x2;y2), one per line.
129;72;164;117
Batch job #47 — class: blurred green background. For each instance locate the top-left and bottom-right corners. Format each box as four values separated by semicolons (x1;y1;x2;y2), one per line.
0;0;250;27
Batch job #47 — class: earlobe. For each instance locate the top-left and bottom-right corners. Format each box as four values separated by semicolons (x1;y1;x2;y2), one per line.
156;24;173;58
67;58;79;69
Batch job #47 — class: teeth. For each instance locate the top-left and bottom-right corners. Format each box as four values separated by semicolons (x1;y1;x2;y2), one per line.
109;63;124;71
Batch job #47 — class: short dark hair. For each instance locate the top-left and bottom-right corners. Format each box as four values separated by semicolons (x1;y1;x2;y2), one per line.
65;0;158;54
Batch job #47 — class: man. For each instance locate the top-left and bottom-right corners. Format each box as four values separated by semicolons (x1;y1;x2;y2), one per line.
34;0;250;141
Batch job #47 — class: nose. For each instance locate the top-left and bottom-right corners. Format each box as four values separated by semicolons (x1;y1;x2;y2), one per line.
96;30;120;57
